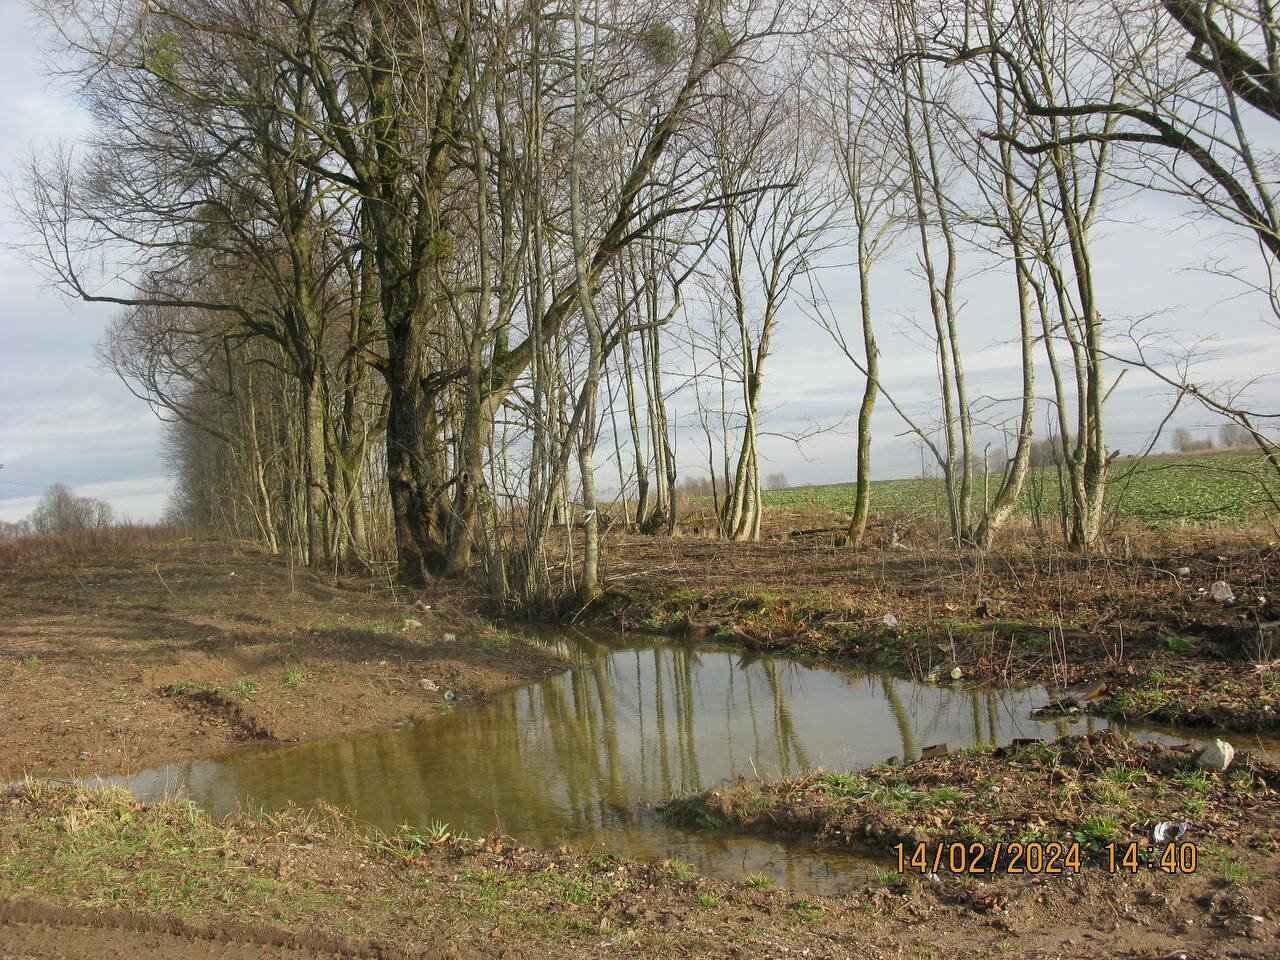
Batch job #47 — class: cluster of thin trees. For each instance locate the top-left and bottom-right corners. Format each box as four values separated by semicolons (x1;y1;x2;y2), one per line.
0;484;114;537
21;0;1280;604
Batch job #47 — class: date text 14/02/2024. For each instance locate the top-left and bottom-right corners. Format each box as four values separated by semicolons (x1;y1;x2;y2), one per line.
893;840;1199;875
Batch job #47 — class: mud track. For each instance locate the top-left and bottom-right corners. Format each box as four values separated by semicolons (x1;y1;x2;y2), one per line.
0;899;415;959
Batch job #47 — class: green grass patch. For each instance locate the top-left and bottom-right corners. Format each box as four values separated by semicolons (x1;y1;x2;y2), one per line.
761;450;1275;527
0;782;339;920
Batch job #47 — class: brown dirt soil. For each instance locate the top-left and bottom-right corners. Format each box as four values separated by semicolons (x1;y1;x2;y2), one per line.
0;900;369;959
664;732;1278;863
0;539;564;779
2;779;1277;959
580;525;1280;730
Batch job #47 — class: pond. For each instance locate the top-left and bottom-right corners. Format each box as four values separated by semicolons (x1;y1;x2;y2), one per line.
111;631;1255;896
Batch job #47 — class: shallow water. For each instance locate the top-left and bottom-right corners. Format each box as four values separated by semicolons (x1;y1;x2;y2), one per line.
111;632;1263;895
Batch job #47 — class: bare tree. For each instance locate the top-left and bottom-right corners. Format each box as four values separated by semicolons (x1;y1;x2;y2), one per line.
28;484;114;534
810;11;904;547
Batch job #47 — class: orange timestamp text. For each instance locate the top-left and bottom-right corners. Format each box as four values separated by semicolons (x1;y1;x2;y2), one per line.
893;840;1199;874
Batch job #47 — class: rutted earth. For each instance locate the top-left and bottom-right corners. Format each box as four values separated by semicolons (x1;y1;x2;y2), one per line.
2;779;1278;959
2;537;1279;957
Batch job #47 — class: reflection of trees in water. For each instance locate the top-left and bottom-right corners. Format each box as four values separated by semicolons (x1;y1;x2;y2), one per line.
882;676;917;760
148;640;1100;856
757;658;810;776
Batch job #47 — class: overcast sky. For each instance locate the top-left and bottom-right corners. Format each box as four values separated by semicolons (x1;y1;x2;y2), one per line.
2;0;1277;523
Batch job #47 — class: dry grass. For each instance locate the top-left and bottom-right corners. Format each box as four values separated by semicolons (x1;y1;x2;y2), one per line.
0;524;191;569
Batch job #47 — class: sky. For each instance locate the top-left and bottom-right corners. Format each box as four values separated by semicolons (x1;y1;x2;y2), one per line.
1;0;1277;523
0;0;176;522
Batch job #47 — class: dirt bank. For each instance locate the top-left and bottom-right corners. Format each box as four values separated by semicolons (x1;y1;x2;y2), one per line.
582;527;1280;731
4;527;1276;779
0;539;563;778
664;731;1278;867
2;777;1276;959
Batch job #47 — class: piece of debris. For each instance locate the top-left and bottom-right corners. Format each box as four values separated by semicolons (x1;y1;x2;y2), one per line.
443;632;457;643
1152;821;1189;843
413;599;431;613
1196;739;1235;772
949;666;963;681
882;612;900;630
403;618;422;631
920;742;948;760
443;689;456;702
1210;580;1236;604
1031;682;1105;718
1175;566;1191;578
925;667;941;684
420;678;439;693
1033;698;1081;718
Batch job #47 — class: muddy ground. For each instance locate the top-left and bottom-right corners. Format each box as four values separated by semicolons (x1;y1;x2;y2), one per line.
665;731;1278;870
3;529;1279;957
0;539;563;778
4;526;1276;781
2;775;1277;959
584;523;1280;731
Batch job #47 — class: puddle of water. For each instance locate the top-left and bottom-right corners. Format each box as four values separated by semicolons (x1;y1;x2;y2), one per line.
110;632;1274;896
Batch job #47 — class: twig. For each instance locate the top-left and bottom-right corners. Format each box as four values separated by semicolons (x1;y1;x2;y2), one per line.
154;564;176;600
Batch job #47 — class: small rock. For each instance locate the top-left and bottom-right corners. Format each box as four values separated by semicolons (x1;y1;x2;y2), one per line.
949;666;963;681
1175;566;1190;578
420;678;439;692
413;599;431;613
925;668;941;684
1196;739;1235;772
882;613;900;630
1210;580;1236;604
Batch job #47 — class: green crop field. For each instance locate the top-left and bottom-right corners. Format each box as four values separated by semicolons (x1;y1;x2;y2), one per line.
762;451;1278;527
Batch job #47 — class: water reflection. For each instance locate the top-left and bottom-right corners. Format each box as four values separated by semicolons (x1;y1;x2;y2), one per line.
113;633;1200;894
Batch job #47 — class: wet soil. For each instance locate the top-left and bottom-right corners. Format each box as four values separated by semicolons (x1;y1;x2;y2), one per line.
665;731;1279;866
5;527;1276;783
3;778;1278;959
0;541;563;778
3;533;1280;957
0;900;375;960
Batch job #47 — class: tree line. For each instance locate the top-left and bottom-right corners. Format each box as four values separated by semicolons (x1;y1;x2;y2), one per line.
19;0;1280;605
